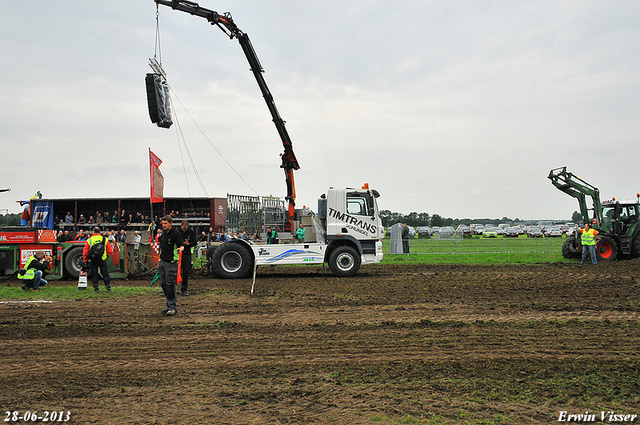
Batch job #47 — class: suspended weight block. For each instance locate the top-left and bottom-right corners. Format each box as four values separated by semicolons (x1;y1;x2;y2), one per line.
145;73;173;129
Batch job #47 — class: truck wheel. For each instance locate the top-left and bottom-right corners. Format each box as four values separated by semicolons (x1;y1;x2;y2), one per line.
561;237;581;260
212;242;252;279
64;246;86;278
328;246;361;277
596;236;617;261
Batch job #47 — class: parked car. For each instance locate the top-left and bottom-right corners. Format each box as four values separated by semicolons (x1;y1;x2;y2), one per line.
470;224;485;235
545;226;563;237
504;227;520;237
456;225;472;238
484;225;498;235
482;228;498;238
416;226;432;239
439;226;454;239
538;220;553;230
527;227;543;238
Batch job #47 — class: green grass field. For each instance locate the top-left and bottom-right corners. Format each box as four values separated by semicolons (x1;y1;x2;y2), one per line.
0;285;156;301
382;235;569;264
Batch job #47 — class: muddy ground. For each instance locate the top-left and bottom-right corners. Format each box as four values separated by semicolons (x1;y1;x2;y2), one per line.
1;261;639;424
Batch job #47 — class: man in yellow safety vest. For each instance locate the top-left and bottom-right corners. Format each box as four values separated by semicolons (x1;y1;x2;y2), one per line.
580;222;599;265
83;227;113;293
18;251;52;291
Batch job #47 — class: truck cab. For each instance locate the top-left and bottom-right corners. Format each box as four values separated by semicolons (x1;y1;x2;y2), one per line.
323;186;383;272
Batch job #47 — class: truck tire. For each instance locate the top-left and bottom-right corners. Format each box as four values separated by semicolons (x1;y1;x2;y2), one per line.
212;242;252;279
596;236;617;261
561;237;581;260
328;246;361;277
64;246;86;278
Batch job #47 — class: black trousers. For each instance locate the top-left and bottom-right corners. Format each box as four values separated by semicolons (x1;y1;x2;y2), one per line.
181;254;192;292
90;259;111;289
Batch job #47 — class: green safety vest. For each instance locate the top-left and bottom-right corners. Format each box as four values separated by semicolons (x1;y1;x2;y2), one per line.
88;234;108;261
581;228;597;246
18;255;39;280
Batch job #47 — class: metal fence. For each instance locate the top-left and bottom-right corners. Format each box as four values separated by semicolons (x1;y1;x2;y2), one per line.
227;194;262;234
226;194;290;235
384;236;564;255
262;196;288;233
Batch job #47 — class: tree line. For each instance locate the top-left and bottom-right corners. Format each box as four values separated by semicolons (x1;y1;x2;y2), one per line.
380;210;580;228
0;213;21;227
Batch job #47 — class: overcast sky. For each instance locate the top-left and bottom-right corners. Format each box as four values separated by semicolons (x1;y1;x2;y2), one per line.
1;1;639;221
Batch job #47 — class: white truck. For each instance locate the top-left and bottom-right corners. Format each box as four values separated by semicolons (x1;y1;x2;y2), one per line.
211;185;383;278
152;1;384;278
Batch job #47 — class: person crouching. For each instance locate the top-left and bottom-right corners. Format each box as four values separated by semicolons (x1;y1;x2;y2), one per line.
18;251;52;291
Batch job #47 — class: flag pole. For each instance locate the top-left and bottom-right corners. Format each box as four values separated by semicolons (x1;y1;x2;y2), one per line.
149;148;164;233
149;148;154;233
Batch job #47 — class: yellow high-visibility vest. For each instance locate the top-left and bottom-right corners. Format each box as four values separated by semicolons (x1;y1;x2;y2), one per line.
581;228;597;246
87;234;108;261
18;255;38;280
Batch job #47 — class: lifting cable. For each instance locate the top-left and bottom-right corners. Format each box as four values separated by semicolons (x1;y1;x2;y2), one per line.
167;89;260;198
153;5;162;66
152;6;260;199
173;107;209;197
174;111;193;197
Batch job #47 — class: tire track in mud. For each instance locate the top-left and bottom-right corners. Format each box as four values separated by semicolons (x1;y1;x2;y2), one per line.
3;310;638;373
1;262;639;424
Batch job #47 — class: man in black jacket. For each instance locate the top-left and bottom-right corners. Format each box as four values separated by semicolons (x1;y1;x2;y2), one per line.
179;220;197;296
158;216;184;316
402;223;410;254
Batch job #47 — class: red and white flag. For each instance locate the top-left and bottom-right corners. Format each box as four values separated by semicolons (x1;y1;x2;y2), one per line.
149;149;164;204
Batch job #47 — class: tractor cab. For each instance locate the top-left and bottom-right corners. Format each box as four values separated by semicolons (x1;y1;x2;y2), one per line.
600;199;640;239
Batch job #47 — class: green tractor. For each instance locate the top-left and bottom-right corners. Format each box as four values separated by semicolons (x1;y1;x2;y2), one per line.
548;167;640;261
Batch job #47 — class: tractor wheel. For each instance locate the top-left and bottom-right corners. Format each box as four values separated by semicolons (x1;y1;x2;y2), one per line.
632;237;640;258
212;242;253;279
561;237;581;260
596;236;618;262
328;246;361;277
64;246;86;278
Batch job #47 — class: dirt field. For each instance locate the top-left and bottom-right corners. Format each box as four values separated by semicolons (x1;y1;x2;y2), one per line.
1;261;639;424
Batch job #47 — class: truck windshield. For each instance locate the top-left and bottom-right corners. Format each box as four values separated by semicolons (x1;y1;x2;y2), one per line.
346;192;375;217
